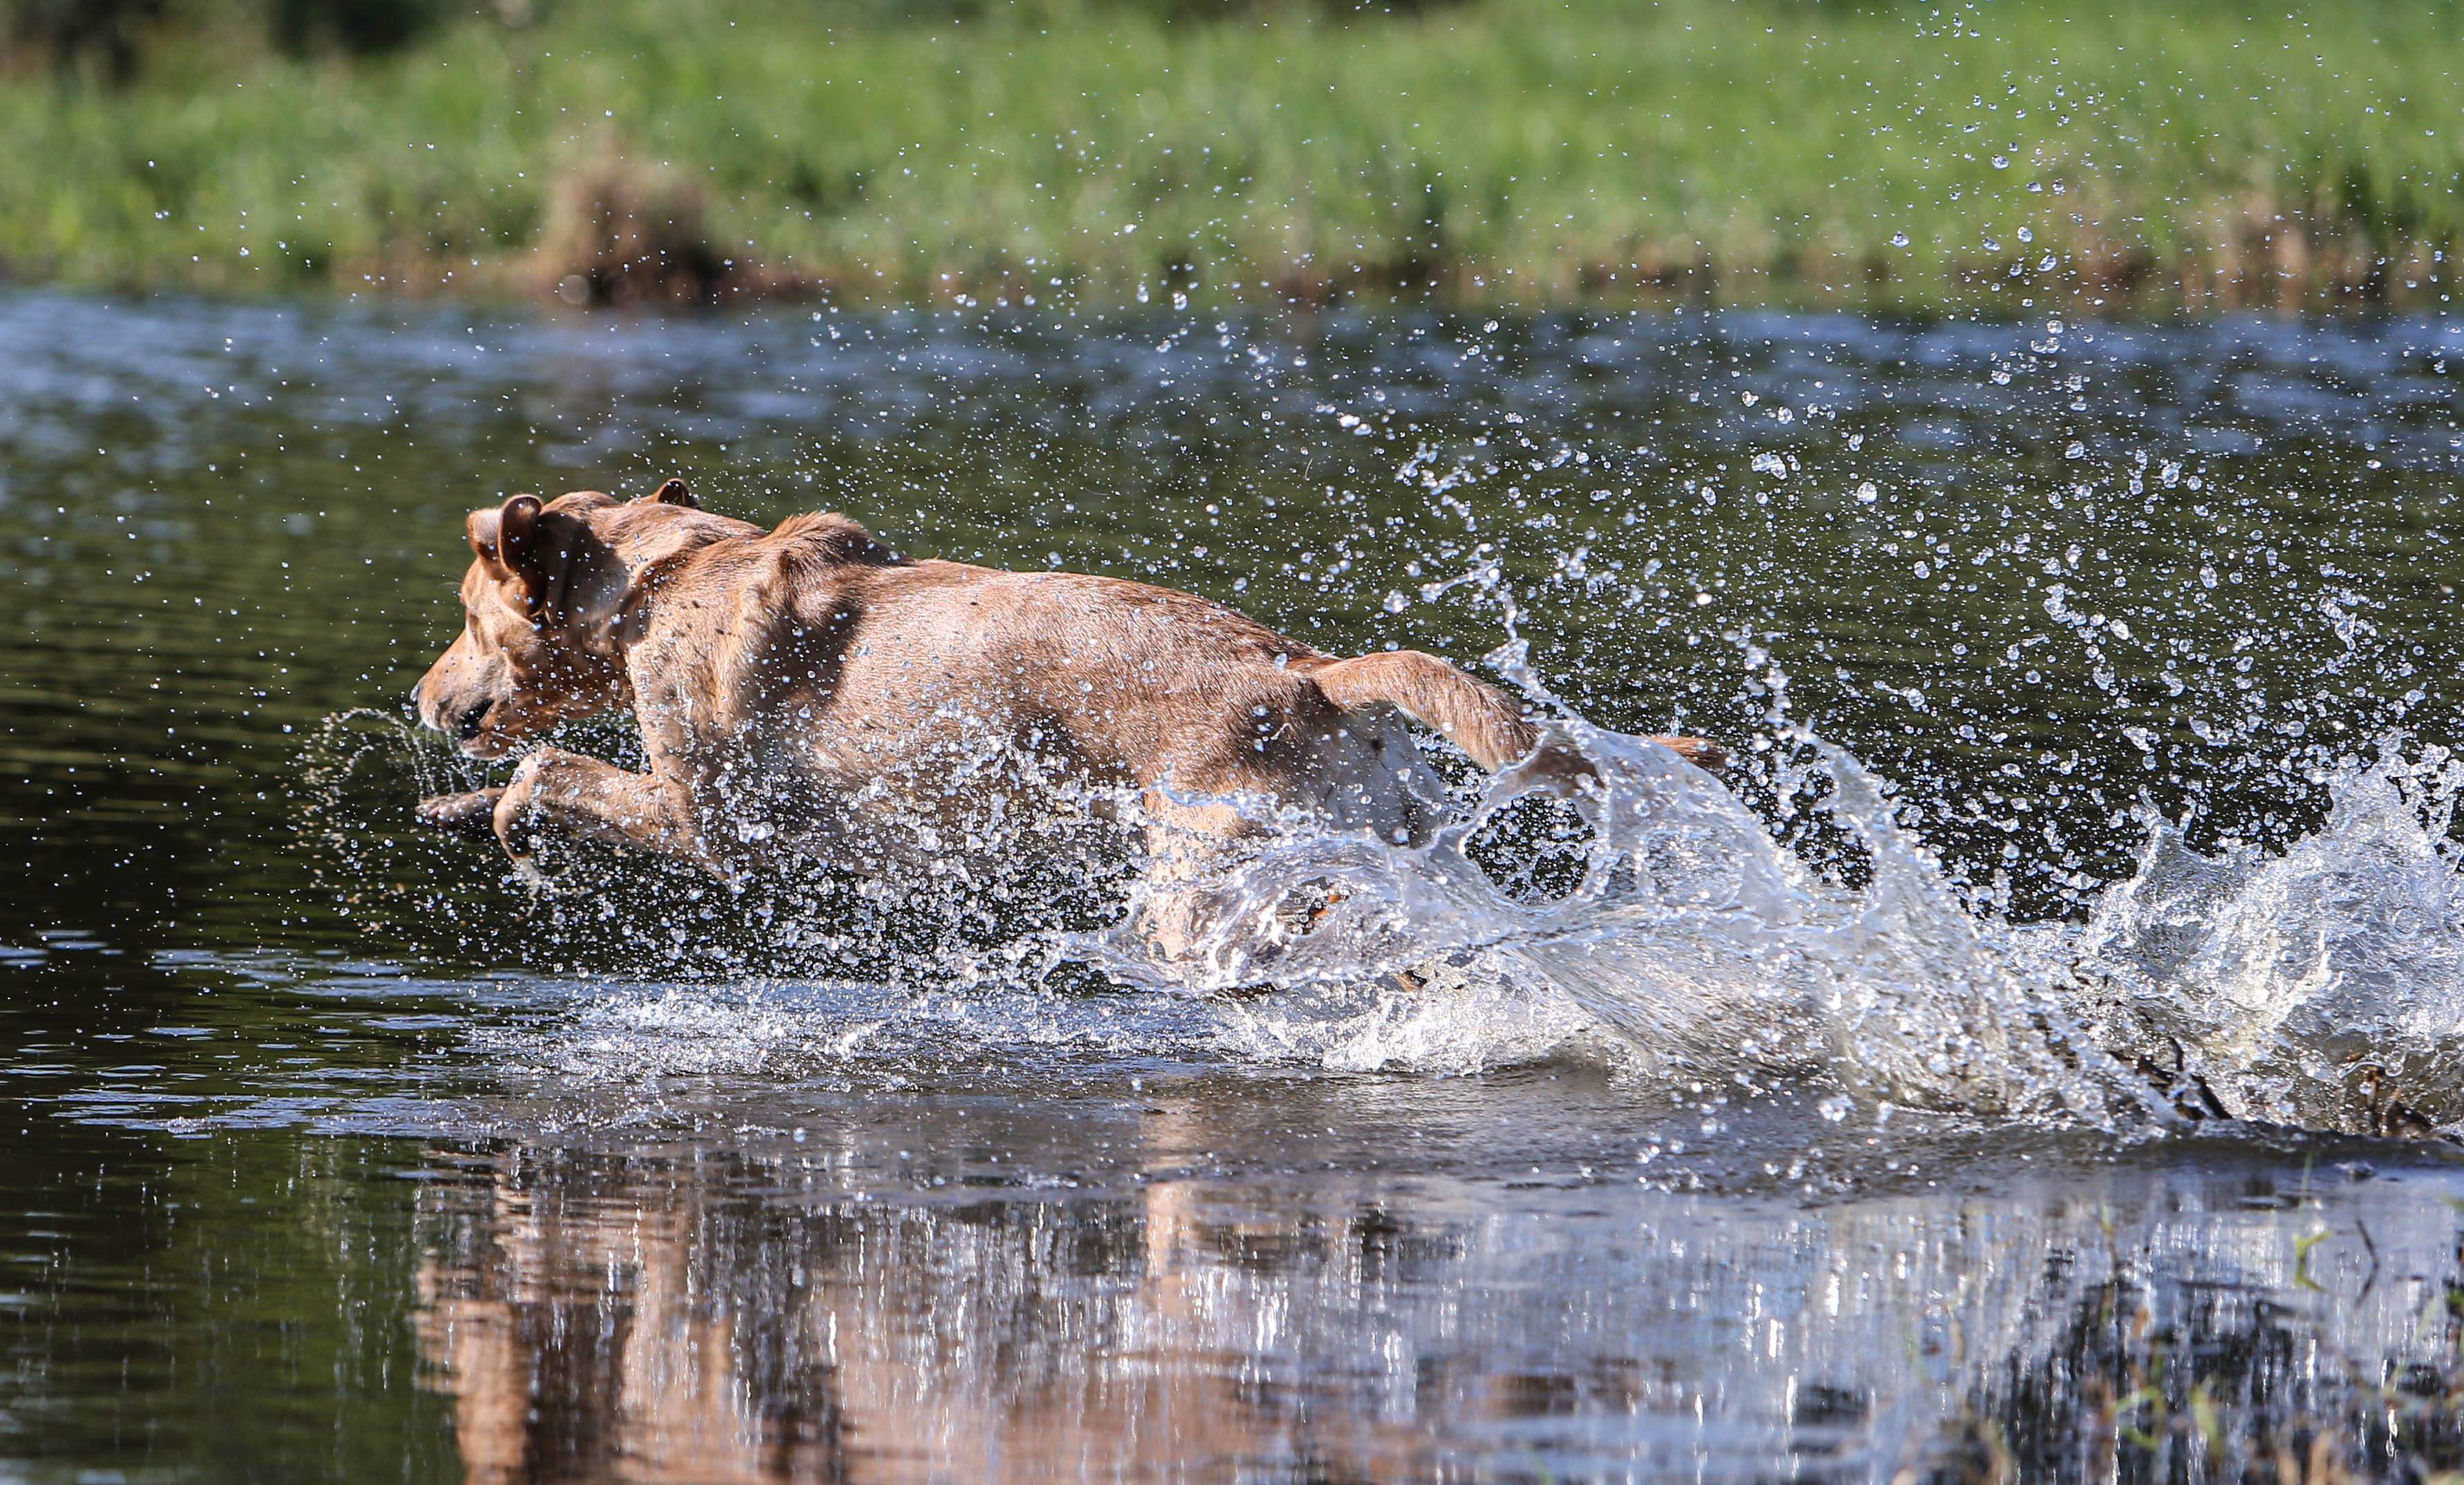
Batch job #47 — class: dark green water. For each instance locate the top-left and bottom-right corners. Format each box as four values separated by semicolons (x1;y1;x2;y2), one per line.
5;291;2464;1479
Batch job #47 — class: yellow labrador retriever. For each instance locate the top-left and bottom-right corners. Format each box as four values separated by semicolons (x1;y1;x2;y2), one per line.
411;480;1719;939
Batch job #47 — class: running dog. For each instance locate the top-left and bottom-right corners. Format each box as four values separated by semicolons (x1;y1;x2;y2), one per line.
409;480;1722;944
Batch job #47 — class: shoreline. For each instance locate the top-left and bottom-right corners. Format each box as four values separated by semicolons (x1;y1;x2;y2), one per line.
3;0;2455;318
4;249;2447;320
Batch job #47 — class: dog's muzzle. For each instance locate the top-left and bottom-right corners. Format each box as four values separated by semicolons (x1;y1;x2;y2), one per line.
409;680;492;745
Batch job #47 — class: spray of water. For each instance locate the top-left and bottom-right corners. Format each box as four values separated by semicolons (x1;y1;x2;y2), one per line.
302;642;2464;1143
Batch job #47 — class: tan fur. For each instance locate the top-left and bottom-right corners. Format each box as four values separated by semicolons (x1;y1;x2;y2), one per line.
411;482;1722;945
1306;650;1539;773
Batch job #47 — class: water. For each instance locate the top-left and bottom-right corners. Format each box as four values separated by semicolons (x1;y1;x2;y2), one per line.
4;290;2464;1479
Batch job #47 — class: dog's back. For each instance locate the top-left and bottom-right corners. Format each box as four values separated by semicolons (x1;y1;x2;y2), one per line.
621;521;1449;840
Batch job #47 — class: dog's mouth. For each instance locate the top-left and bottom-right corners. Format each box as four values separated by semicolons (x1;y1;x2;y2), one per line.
455;723;521;762
427;698;517;759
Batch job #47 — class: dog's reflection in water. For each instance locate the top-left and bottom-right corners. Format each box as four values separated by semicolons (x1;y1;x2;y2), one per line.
411;1142;1374;1482
411;1089;1634;1484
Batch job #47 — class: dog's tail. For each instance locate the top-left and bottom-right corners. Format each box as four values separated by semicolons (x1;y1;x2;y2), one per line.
1307;649;1726;774
1307;650;1537;771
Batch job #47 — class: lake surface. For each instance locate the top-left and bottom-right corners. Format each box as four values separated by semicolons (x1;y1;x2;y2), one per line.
3;291;2464;1480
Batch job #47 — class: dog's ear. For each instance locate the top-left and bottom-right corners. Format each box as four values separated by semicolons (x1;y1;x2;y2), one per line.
467;494;544;575
642;477;697;509
466;494;595;617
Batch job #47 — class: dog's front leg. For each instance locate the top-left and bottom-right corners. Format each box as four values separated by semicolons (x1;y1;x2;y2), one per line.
485;748;699;863
415;786;505;840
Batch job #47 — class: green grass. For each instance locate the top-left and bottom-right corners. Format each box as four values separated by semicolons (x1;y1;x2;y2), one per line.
2;0;2461;311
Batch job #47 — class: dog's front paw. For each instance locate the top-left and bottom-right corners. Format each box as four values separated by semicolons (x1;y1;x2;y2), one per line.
416;788;505;840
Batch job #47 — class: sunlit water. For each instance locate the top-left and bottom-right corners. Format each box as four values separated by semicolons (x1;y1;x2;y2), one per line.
5;290;2464;1479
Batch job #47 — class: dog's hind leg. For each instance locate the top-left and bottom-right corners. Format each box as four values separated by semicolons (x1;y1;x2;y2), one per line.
482;748;699;864
1129;794;1377;989
1123;790;1256;967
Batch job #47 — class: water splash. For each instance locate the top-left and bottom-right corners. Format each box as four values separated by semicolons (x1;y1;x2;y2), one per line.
2075;741;2464;1133
304;695;2464;1142
1073;716;2151;1126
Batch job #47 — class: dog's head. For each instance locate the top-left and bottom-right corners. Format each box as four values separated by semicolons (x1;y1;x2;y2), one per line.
412;480;702;757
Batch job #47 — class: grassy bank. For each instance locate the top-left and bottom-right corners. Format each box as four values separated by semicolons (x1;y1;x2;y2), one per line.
1;0;2460;311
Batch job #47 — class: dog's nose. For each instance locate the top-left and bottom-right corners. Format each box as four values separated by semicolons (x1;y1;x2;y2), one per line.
407;678;427;722
454;701;492;741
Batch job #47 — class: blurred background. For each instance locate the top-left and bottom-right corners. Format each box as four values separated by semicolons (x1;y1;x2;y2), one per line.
0;0;2455;312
